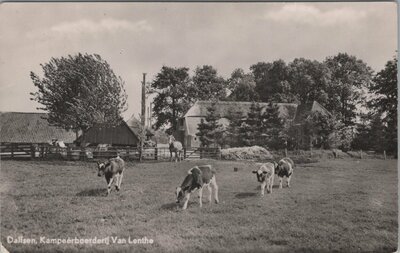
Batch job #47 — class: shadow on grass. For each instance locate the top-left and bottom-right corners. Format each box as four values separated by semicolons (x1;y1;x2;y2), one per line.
76;188;106;197
160;202;179;210
235;192;257;199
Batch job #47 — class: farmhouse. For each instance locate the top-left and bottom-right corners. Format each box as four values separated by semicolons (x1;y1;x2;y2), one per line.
0;112;76;145
175;100;330;148
0;112;76;157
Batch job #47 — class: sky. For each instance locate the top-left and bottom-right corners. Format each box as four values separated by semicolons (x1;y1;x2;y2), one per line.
0;2;397;120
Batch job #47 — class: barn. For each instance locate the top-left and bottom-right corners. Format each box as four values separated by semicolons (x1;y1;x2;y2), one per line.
0;112;76;157
175;100;330;149
77;116;153;147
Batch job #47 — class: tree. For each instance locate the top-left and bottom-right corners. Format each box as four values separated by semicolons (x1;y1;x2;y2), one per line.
263;103;286;149
240;102;264;146
368;56;397;154
250;60;296;103
30;53;127;137
324;53;373;126
288;58;330;106
226;69;258;101
226;108;244;147
196;101;224;147
192;65;227;100
151;66;192;133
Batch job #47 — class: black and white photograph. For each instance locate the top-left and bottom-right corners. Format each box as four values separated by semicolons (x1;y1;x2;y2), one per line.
0;2;398;252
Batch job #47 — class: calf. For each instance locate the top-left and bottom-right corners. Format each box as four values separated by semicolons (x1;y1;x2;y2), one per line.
175;165;219;210
275;157;294;188
97;157;125;195
252;162;276;196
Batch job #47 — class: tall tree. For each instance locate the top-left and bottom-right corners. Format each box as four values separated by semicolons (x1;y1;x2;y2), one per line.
226;68;259;101
192;65;227;101
324;53;373;126
30;53;127;137
151;66;192;133
368;56;397;154
196;101;224;148
250;60;295;103
288;58;330;106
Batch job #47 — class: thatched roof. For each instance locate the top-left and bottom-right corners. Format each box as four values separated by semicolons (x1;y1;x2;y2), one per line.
184;101;298;120
0;112;76;143
293;101;331;124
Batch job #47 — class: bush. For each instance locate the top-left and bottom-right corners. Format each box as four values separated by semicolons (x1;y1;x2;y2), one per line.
221;146;273;160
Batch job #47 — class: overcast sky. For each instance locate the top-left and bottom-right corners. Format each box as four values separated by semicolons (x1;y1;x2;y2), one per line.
0;2;397;120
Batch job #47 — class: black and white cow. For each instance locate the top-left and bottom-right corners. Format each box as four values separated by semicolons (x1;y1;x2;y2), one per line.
252;162;276;196
97;157;125;195
175;165;219;210
275;157;294;188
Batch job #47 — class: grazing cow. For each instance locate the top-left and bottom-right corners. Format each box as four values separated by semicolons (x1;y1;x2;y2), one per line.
252;162;276;196
275;157;294;188
175;165;219;210
97;157;125;195
169;135;183;162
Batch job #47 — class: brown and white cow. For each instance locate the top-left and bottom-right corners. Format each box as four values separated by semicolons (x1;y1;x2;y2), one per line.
175;165;219;210
275;157;294;188
252;162;276;196
97;157;125;195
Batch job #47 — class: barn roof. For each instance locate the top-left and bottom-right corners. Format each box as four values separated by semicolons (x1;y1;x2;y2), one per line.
293;101;332;124
184;100;298;120
126;116;154;137
0;112;76;143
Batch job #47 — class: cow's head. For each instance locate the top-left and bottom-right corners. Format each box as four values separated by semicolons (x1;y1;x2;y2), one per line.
97;161;107;177
252;169;269;182
175;186;186;203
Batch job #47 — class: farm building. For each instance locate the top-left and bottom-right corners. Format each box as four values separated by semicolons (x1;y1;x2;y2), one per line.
77;115;154;147
175;100;330;148
0;112;76;157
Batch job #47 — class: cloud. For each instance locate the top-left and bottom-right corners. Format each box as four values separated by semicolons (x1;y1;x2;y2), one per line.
264;4;367;26
27;18;152;39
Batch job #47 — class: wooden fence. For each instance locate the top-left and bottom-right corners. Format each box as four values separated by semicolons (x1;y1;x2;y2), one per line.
0;143;221;161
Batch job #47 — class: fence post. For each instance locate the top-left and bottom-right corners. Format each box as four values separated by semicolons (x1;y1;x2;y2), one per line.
11;143;14;159
184;148;187;160
284;148;288;157
155;147;158;161
30;144;35;160
217;147;221;160
360;150;363;159
384;150;387;160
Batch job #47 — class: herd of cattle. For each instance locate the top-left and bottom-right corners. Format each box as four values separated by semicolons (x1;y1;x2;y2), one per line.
96;156;294;210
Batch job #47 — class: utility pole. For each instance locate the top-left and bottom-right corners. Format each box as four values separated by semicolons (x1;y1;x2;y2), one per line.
140;73;146;162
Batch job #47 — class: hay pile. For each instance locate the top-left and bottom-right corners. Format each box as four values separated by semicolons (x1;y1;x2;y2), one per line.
221;146;273;160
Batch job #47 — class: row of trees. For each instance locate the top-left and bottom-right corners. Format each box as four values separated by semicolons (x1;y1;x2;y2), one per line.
30;52;396;154
150;53;396;154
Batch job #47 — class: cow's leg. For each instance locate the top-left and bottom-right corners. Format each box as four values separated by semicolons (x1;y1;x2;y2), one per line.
261;181;267;196
182;193;190;210
206;184;212;203
117;172;124;190
270;175;275;193
211;177;219;204
106;176;114;195
287;174;292;188
169;151;172;162
175;151;178;163
114;174;120;190
198;187;203;208
279;177;283;189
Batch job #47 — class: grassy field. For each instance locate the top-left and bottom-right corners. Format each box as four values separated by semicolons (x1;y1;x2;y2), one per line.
0;158;397;253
